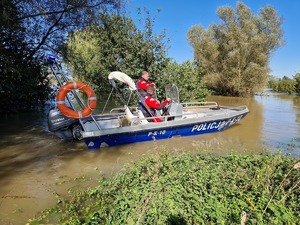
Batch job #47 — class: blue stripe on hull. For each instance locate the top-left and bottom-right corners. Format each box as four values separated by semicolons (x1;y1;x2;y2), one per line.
84;113;247;149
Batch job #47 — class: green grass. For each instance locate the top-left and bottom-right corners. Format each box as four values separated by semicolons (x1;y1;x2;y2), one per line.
29;150;300;225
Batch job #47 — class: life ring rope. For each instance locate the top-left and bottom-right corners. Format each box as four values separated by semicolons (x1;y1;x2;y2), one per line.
56;82;97;119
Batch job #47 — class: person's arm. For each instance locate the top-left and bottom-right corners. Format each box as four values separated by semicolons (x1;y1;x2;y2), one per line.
161;98;171;106
145;97;165;110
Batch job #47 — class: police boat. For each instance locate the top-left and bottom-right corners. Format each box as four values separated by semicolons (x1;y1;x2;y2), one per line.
46;56;249;150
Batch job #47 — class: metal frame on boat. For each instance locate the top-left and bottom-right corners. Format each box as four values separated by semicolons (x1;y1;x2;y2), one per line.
46;55;249;150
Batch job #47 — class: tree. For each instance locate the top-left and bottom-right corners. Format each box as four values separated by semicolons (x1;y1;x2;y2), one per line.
0;0;51;112
0;0;123;112
268;75;296;94
278;76;295;94
267;75;280;92
294;73;300;96
187;2;285;97
14;0;123;58
156;61;210;102
62;10;170;94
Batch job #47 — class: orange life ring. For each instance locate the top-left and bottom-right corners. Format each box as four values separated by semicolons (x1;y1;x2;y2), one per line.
56;82;97;119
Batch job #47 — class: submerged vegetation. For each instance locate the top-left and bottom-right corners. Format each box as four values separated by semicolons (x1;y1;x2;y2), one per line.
29;150;300;224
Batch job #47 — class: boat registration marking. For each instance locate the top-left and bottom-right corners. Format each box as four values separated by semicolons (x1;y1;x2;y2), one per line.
148;130;167;136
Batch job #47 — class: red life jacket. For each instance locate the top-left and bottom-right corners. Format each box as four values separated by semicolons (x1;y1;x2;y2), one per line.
144;94;170;122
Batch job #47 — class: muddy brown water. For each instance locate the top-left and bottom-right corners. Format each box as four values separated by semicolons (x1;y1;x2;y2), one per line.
0;94;299;225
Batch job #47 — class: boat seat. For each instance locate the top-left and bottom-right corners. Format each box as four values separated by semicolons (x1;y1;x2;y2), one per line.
125;106;148;125
137;109;149;124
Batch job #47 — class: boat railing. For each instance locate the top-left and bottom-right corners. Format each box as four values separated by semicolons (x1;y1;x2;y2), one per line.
218;105;248;111
181;102;219;109
110;107;126;114
110;106;138;114
124;110;214;126
109;102;246;127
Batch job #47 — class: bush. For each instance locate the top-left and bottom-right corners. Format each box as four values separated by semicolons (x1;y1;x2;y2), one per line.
29;150;300;224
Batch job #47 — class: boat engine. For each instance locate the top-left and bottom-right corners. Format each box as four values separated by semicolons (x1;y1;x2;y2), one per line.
47;109;83;140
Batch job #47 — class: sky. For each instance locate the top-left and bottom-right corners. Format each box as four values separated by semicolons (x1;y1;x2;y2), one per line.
127;0;300;78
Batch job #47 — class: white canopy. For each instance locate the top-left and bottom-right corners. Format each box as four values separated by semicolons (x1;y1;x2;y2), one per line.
108;71;136;91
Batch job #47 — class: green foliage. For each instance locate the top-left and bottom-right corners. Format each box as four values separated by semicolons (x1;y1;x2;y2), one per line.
0;57;51;113
62;10;210;102
278;76;295;94
0;0;123;112
294;73;300;96
12;0;123;57
156;61;210;102
30;151;300;224
62;10;170;94
268;75;280;92
0;0;51;112
268;75;295;94
187;2;285;97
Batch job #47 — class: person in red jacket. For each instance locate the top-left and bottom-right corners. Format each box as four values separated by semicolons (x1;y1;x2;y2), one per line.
136;71;156;115
136;71;155;96
143;86;171;122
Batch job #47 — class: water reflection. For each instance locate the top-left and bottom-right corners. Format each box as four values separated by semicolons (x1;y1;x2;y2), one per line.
292;96;300;125
253;94;300;152
207;95;264;153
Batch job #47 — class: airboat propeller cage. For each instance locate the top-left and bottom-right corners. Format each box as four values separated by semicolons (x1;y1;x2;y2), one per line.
108;71;137;91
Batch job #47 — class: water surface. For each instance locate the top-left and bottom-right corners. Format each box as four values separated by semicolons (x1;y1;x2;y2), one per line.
0;93;299;224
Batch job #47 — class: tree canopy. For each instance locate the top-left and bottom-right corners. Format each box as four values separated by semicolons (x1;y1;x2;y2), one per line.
187;2;285;97
14;0;123;58
0;0;51;112
155;61;210;102
62;11;170;94
0;0;123;112
268;75;296;94
294;73;300;96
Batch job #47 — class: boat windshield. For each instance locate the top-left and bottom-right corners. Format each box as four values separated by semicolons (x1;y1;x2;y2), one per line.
165;84;179;103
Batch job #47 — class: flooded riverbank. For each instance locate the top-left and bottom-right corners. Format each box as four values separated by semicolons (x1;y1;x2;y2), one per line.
0;94;299;224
